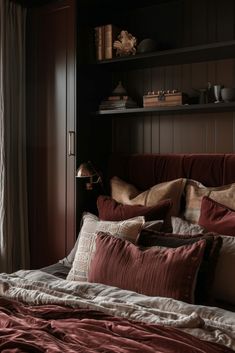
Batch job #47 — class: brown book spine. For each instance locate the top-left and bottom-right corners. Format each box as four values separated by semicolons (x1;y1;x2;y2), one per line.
94;26;104;60
104;24;119;59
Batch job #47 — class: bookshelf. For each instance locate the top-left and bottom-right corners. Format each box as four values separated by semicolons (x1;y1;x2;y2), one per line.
94;40;235;70
95;102;235;117
77;0;235;160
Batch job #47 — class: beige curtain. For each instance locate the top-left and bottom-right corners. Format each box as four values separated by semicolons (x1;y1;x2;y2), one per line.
0;0;29;272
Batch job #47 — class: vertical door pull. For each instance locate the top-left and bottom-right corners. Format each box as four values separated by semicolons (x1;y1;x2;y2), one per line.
68;131;75;156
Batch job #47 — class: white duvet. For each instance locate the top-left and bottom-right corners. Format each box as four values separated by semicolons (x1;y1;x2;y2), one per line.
0;270;234;351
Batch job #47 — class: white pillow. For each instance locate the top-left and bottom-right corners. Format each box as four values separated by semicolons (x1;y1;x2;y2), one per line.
60;219;163;268
67;213;145;282
171;216;206;235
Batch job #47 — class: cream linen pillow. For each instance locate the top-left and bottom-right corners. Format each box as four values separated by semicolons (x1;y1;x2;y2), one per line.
184;179;235;223
171;216;206;235
111;176;186;217
67;213;145;282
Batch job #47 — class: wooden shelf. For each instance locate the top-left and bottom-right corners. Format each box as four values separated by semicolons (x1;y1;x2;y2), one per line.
78;0;172;10
93;40;235;70
95;102;235;116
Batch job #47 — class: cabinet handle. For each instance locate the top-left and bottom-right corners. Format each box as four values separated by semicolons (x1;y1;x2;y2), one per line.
68;131;75;156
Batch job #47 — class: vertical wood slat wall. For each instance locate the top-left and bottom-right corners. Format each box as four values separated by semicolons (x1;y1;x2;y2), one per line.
110;0;235;154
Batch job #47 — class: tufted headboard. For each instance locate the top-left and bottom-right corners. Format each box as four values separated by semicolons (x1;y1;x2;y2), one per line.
108;154;235;189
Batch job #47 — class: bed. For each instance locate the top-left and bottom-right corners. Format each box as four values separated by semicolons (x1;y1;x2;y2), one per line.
0;153;235;352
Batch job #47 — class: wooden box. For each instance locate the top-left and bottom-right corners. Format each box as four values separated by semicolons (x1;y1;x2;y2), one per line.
143;91;187;107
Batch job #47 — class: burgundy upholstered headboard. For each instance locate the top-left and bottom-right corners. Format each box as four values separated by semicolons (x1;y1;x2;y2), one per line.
108;154;235;189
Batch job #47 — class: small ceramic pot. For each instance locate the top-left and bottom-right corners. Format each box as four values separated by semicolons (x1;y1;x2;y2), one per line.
137;39;157;53
221;87;235;102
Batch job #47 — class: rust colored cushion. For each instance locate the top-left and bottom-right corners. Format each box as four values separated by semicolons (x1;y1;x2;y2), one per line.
88;232;206;303
97;195;172;222
138;230;222;305
111;176;186;217
199;196;235;237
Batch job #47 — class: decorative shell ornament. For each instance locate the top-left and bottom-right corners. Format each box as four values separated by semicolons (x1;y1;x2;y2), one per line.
113;30;137;56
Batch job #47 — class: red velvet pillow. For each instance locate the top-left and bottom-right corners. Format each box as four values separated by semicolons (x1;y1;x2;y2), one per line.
88;232;206;303
97;195;172;222
137;230;222;305
199;196;235;237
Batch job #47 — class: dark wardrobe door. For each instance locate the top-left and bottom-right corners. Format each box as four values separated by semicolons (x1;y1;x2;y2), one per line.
27;0;76;268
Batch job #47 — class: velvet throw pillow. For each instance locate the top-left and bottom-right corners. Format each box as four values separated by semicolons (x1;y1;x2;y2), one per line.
97;195;172;222
88;232;206;304
137;230;222;305
199;196;235;237
167;216;235;307
67;213;145;282
184;179;235;223
212;235;235;305
111;176;186;217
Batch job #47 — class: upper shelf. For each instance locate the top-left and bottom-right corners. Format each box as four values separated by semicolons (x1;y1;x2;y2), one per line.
93;40;235;70
78;0;172;10
95;102;235;117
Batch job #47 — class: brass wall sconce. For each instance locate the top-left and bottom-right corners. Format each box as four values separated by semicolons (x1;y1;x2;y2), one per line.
76;161;102;190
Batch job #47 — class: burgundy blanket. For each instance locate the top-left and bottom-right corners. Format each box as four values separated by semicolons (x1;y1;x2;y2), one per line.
0;298;233;353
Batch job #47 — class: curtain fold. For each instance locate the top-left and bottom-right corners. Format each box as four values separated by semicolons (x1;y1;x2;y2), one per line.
0;0;29;272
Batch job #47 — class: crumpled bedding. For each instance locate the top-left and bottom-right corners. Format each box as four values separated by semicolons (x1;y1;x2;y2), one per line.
0;270;234;352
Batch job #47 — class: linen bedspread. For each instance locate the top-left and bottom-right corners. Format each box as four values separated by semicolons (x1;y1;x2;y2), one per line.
0;270;234;352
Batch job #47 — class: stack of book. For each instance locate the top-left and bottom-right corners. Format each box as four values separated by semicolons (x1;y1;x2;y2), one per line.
94;24;119;60
99;95;138;111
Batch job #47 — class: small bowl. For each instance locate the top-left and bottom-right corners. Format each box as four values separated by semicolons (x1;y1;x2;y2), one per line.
137;39;157;54
221;87;235;102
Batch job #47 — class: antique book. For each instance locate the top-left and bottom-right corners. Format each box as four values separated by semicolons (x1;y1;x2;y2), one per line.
99;97;137;110
104;24;119;59
94;26;104;60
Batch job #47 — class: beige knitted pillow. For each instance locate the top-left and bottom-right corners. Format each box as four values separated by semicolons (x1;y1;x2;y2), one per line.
67;212;145;282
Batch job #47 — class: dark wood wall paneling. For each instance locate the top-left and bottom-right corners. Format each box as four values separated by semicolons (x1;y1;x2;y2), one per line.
25;0;235;268
109;0;235;154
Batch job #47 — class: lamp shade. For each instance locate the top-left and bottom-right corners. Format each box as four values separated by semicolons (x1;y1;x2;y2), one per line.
76;161;102;190
76;161;97;178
